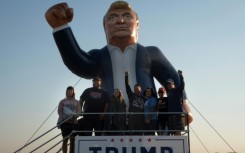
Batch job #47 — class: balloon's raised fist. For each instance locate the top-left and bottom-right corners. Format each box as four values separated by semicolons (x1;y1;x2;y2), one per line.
45;3;73;28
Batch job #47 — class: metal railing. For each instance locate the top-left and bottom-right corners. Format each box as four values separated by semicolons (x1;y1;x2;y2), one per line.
13;112;190;153
13;117;72;153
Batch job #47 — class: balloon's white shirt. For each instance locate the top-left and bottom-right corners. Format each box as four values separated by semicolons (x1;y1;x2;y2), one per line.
108;44;137;105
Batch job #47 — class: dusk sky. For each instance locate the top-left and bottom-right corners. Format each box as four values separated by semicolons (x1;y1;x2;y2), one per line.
0;1;244;152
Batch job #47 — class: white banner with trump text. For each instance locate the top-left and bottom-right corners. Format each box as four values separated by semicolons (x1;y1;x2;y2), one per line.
75;135;188;153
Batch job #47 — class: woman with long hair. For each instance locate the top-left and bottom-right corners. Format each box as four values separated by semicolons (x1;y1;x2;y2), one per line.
143;87;158;135
110;89;127;135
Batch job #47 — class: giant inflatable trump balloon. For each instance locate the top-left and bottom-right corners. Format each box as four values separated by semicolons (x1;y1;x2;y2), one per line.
45;1;193;124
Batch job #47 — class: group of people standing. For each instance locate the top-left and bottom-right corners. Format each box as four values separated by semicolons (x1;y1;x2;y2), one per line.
57;70;193;153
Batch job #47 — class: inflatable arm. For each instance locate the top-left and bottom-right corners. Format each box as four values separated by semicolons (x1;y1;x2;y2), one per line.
53;27;99;79
149;46;180;87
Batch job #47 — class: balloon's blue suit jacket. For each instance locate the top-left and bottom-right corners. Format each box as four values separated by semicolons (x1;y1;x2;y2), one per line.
53;27;180;96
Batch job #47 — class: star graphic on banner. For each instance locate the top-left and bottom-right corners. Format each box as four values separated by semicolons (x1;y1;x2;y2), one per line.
120;138;124;142
147;138;152;142
138;138;142;142
129;138;133;142
111;138;115;142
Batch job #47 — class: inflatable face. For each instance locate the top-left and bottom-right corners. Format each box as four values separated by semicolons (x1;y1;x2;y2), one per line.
103;1;139;47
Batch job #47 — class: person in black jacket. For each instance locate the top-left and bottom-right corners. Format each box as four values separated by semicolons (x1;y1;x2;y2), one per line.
108;89;127;135
165;70;185;135
79;77;110;136
125;71;145;135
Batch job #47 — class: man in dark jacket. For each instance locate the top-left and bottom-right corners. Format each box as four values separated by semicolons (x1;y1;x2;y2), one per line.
80;77;110;136
125;71;145;135
165;70;185;135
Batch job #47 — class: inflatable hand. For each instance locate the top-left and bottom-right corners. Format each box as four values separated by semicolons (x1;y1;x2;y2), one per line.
45;2;73;28
182;99;193;125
